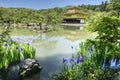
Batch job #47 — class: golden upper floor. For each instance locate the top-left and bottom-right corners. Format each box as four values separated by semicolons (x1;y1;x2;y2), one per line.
66;7;81;14
63;7;87;19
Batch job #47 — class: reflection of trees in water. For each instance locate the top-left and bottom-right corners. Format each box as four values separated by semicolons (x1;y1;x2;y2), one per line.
42;40;57;50
35;29;95;49
38;40;58;50
46;31;62;38
38;32;62;40
34;33;59;50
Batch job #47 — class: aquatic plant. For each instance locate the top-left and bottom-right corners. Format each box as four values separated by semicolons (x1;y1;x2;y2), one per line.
0;30;36;69
22;43;36;59
52;41;119;80
63;56;83;68
52;56;83;80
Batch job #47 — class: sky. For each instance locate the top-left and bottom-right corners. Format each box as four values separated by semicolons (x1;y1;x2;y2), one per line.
0;0;110;10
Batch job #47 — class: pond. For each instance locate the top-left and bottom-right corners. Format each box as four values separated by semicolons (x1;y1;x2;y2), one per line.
35;34;81;80
8;26;96;80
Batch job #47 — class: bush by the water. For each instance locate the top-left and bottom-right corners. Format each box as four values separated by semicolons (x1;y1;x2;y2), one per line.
52;17;120;80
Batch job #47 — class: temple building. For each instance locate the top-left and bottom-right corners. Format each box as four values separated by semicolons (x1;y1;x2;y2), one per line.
62;7;87;24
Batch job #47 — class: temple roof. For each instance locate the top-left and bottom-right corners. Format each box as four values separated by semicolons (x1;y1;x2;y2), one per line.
64;12;86;15
67;6;81;10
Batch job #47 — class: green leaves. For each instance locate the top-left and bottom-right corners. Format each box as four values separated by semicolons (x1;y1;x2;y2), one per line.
87;16;120;67
22;43;35;59
0;7;65;25
91;17;120;43
107;0;120;18
0;30;36;69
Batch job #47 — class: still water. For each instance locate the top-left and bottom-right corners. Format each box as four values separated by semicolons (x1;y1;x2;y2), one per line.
35;34;81;80
9;27;94;80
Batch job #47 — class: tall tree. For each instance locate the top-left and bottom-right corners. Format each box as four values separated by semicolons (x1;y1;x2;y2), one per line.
100;1;108;12
107;0;120;18
0;7;4;24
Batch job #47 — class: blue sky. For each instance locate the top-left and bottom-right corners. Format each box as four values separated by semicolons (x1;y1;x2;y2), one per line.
0;0;109;10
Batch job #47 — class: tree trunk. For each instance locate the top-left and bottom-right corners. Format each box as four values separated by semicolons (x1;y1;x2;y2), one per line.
117;11;119;18
8;21;10;29
0;16;4;26
14;21;16;28
39;23;42;30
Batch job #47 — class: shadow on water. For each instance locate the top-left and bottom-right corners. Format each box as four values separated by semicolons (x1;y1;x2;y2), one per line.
36;53;71;80
6;53;71;80
63;26;80;30
7;62;42;80
33;33;81;80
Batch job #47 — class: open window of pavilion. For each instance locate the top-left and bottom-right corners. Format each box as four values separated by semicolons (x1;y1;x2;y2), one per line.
62;7;87;24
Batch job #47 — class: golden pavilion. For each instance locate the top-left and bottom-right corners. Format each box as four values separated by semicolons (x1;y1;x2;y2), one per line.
62;7;87;24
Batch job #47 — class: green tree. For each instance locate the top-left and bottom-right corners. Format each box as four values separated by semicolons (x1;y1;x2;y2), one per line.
0;7;4;24
91;17;120;44
100;1;108;12
90;17;120;61
107;0;120;18
0;6;65;27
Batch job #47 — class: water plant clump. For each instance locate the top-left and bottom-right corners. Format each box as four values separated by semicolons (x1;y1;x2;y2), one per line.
0;30;36;69
52;41;120;80
52;56;83;80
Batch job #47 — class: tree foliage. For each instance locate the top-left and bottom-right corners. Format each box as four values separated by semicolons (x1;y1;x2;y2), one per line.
107;0;120;18
91;17;120;44
0;7;65;26
78;1;108;12
89;17;120;61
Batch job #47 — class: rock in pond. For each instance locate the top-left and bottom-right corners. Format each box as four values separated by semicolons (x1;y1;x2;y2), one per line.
19;58;42;78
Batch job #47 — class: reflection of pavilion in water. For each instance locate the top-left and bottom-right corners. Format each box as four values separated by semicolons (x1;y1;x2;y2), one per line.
37;30;91;42
41;33;46;40
36;33;58;50
63;25;81;30
63;30;92;41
